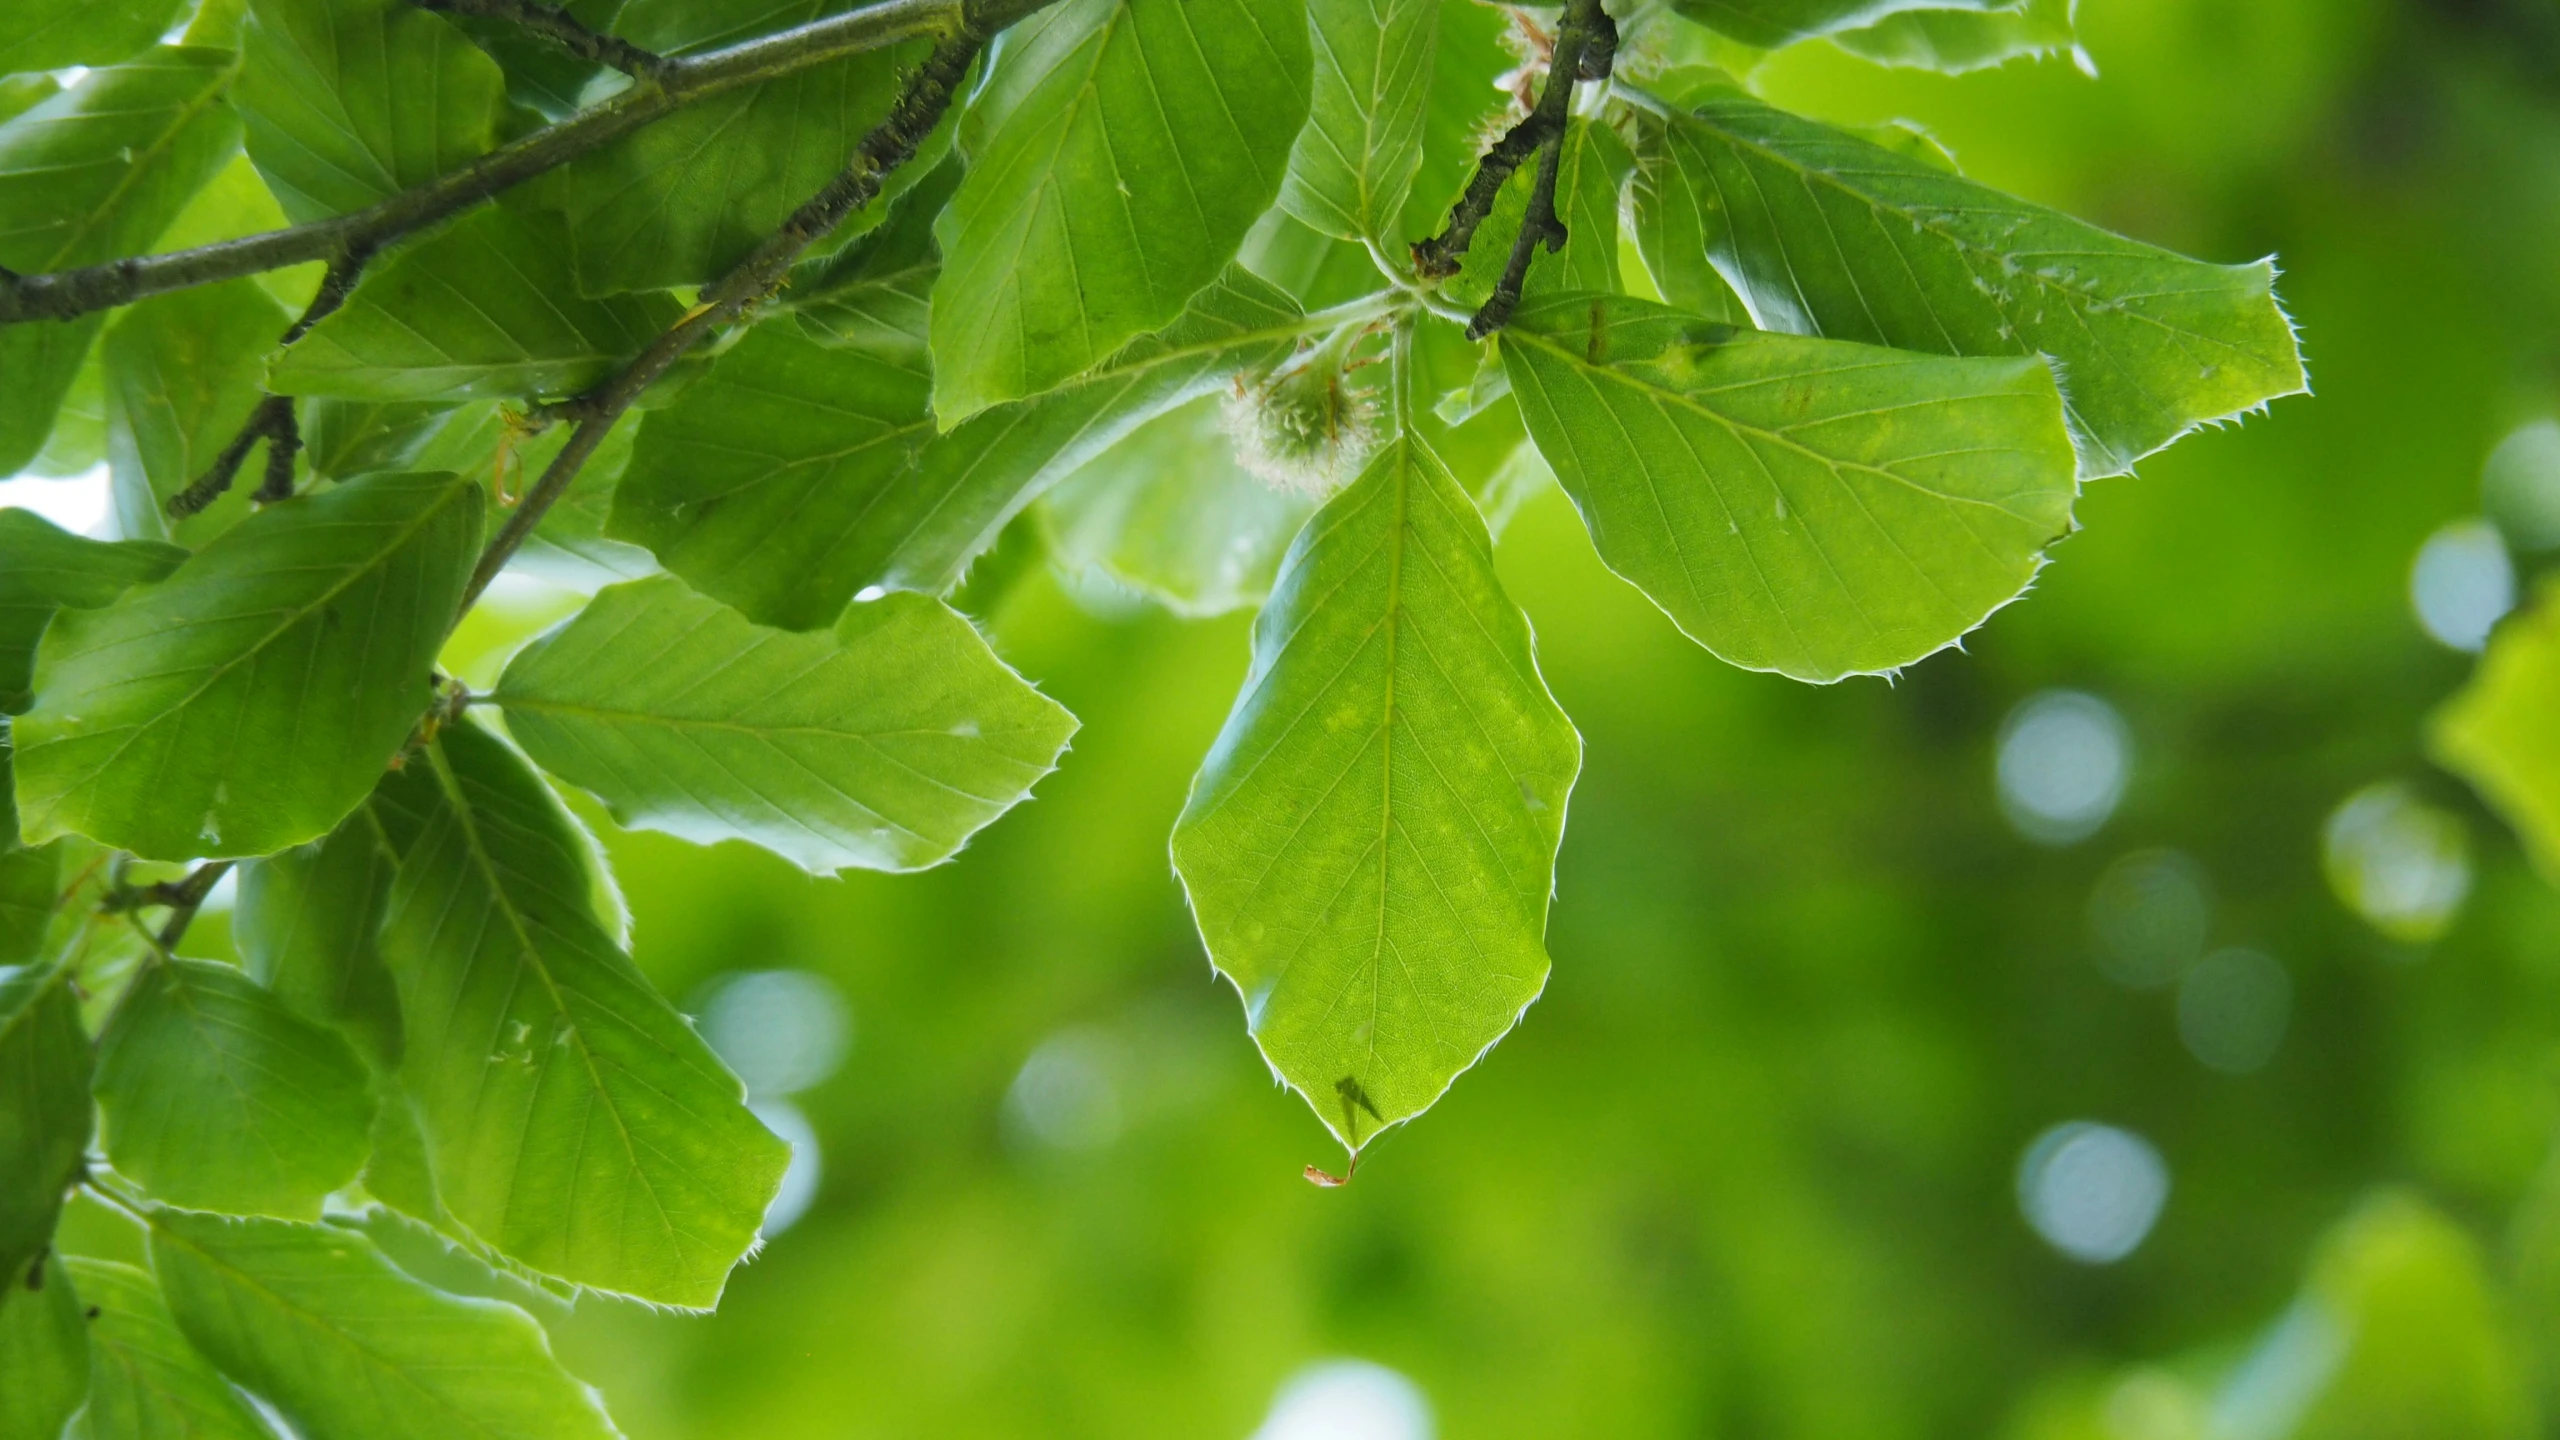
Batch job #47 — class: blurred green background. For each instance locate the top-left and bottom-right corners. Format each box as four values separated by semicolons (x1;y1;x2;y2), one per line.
36;0;2560;1434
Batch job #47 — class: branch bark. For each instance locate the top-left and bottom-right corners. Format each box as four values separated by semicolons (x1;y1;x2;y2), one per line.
0;0;964;325
413;0;675;79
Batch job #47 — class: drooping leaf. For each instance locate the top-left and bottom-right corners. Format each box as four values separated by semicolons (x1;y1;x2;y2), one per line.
2435;582;2560;884
0;49;242;476
13;470;485;860
544;0;933;295
101;279;293;546
271;205;682;402
235;763;439;1069
0;510;185;715
1445;117;1630;310
613;267;1324;627
62;1256;272;1440
1629;88;2306;475
1039;392;1316;616
0;0;190;74
0;848;53;966
1282;0;1437;245
379;719;787;1307
1833;0;2080;73
494;575;1078;874
1172;434;1580;1151
0;1253;85;1436
147;1209;622;1440
1499;292;2079;682
0;964;90;1296
236;0;508;223
1667;0;2012;48
929;0;1312;421
95;956;377;1217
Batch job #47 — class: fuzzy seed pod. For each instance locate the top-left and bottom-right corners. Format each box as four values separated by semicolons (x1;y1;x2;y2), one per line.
1220;328;1380;500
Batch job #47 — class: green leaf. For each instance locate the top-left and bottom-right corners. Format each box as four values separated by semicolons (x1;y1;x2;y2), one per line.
0;848;53;967
0;0;190;77
613;267;1325;627
929;0;1312;422
544;0;933;295
379;719;786;1307
272;205;681;402
1629;88;2306;475
493;575;1076;874
1667;0;2011;47
14;470;485;861
1833;0;2081;74
62;1256;272;1440
1445;118;1630;311
102;279;294;546
1500;292;2078;682
95;956;377;1217
0;964;90;1297
0;509;185;716
147;1209;621;1440
28;349;108;479
1398;0;1509;241
0;49;243;476
1040;393;1317;615
237;0;507;223
0;1253;85;1438
236;765;439;1069
1282;0;1436;245
1172;434;1580;1151
2435;583;2560;884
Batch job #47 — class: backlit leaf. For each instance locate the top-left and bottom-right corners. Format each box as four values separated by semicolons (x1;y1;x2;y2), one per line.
148;1209;622;1440
0;0;190;74
0;1253;85;1435
379;720;786;1307
62;1256;272;1440
0;848;52;966
1834;0;2080;74
13;470;484;860
1172;434;1580;1151
102;279;293;546
0;964;90;1296
237;0;507;223
0;510;184;715
929;0;1312;421
1629;88;2306;475
95;956;377;1217
1282;0;1436;245
495;575;1078;874
1668;0;2012;48
2435;582;2560;883
1500;292;2078;682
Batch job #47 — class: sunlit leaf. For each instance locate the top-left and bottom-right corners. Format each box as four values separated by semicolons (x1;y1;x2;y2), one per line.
148;1209;622;1440
1282;0;1436;245
0;0;190;74
237;0;507;223
380;720;786;1307
1500;292;2078;681
0;48;242;475
1172;434;1580;1151
0;964;90;1296
95;956;377;1217
1629;88;2306;475
1833;0;2080;74
0;1253;85;1432
494;575;1078;874
0;510;184;715
1668;0;2012;48
929;0;1311;421
62;1256;272;1440
272;205;681;402
613;267;1325;626
13;470;484;860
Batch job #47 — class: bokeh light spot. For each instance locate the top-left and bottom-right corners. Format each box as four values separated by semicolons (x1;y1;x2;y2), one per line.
2176;948;2291;1075
2018;1122;2169;1264
1004;1028;1125;1153
1251;1360;1434;1440
2087;849;2212;991
2483;418;2560;552
1997;690;2133;846
752;1099;822;1238
2321;782;2471;944
2409;519;2514;652
699;969;852;1099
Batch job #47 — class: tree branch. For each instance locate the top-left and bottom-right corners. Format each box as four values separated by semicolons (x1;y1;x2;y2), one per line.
167;256;364;519
101;860;234;951
1410;0;1614;335
414;0;675;80
455;0;1055;612
0;0;965;325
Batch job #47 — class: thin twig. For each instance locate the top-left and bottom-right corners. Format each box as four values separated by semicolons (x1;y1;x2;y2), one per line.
0;0;964;325
456;0;1054;612
155;861;233;951
1411;0;1614;336
167;396;297;517
414;0;675;79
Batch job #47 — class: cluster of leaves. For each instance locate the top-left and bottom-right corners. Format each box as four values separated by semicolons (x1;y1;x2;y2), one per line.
0;0;2304;1427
